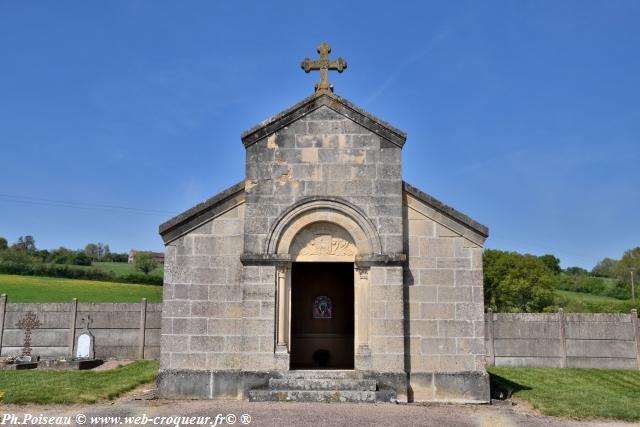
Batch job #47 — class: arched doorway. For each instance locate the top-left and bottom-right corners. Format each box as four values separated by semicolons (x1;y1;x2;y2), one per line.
266;197;381;371
288;222;356;369
290;262;354;369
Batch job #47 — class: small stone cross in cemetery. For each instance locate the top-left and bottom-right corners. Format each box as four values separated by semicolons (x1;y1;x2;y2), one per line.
15;311;42;357
300;42;347;92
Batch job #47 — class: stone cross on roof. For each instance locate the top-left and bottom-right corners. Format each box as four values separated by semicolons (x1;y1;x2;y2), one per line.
15;311;42;357
301;42;347;93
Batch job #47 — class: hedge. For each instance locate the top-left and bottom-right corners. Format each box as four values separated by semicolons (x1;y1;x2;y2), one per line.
0;262;163;286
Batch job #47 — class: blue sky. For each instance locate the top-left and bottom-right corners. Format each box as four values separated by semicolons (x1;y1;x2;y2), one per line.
1;1;638;269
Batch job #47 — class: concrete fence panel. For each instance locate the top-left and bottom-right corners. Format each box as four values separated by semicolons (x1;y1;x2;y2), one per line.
0;296;161;361
1;293;639;369
486;310;640;370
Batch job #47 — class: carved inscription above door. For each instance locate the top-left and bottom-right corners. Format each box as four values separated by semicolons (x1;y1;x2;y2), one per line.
290;222;357;261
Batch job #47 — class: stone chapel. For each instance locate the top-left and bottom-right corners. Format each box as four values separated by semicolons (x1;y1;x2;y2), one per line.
158;43;490;402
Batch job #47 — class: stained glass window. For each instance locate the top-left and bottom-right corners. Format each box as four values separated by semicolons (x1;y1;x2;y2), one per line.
313;295;333;319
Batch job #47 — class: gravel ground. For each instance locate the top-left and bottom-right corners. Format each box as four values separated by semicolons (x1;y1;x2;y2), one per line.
2;393;636;427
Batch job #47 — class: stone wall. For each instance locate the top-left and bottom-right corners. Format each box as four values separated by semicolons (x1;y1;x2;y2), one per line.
239;264;278;370
2;296;639;373
0;297;160;359
403;192;488;401
369;265;405;373
486;311;640;369
161;203;246;373
243;105;404;256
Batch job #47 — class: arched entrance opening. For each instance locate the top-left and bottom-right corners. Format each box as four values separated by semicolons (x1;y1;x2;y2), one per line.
288;222;356;369
266;197;381;371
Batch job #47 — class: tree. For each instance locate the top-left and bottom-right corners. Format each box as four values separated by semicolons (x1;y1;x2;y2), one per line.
539;254;561;274
13;235;36;252
592;257;618;278
97;243;110;261
565;266;588;276
107;252;128;262
85;242;111;261
74;251;92;266
0;246;40;263
48;247;77;264
615;247;640;286
0;237;7;251
34;249;50;262
84;243;99;261
484;249;556;312
134;252;158;275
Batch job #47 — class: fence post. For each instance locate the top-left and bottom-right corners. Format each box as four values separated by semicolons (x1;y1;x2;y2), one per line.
68;298;78;358
138;298;147;360
559;308;567;368
486;308;495;366
631;309;640;370
0;294;6;357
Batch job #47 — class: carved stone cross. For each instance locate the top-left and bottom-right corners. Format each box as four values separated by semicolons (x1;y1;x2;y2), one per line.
301;42;347;92
81;315;93;331
15;311;42;356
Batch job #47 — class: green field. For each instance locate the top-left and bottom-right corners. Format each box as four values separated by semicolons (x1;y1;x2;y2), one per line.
489;367;640;421
0;274;162;303
91;262;163;278
0;360;158;404
556;290;636;313
557;289;624;304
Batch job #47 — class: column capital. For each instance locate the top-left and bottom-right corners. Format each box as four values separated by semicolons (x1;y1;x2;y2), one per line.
355;266;370;280
276;265;288;277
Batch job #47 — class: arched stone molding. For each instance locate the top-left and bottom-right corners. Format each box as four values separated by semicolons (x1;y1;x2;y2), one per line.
264;197;376;370
265;197;382;258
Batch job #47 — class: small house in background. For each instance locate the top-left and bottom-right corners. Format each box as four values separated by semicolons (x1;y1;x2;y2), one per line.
128;250;165;265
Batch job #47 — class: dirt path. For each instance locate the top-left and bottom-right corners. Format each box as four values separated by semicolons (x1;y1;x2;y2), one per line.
1;387;636;427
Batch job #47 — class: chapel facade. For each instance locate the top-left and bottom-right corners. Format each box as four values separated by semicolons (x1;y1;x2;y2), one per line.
158;44;490;402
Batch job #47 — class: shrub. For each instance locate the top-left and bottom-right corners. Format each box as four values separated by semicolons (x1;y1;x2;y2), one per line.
0;261;162;286
74;252;92;266
120;272;163;286
554;273;630;300
555;274;607;294
603;280;631;300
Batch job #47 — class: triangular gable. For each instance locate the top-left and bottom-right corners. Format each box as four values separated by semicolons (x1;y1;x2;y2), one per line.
159;181;245;244
403;181;489;245
241;90;407;148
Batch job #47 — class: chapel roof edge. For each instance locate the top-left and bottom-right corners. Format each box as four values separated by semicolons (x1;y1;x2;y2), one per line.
240;90;407;149
403;181;490;239
158;181;246;244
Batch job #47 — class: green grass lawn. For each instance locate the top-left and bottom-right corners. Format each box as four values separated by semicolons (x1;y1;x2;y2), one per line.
91;262;163;278
556;290;636;313
0;360;158;404
0;274;162;303
557;290;624;304
489;367;640;421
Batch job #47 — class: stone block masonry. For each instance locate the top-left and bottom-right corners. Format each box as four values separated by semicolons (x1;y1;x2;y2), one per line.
161;203;248;372
243;105;404;257
402;190;489;402
1;295;638;374
157;87;493;402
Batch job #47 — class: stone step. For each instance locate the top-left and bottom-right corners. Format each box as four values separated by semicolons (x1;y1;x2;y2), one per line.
268;378;377;391
248;389;396;403
281;370;366;380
